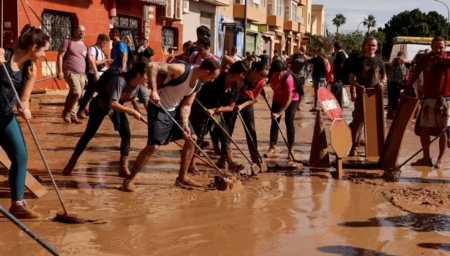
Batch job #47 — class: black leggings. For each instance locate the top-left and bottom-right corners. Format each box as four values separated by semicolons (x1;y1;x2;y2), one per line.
228;104;260;163
73;97;131;157
270;100;299;149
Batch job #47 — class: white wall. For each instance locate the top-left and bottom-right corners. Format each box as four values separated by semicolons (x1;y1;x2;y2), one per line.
182;1;218;53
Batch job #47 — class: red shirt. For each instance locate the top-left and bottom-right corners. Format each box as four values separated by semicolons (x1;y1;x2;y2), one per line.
410;53;450;98
239;78;265;100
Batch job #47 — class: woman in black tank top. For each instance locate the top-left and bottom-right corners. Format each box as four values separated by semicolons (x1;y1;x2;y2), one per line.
0;24;49;219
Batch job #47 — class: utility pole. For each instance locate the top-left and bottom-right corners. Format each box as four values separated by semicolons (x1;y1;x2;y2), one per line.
243;0;247;53
435;0;449;39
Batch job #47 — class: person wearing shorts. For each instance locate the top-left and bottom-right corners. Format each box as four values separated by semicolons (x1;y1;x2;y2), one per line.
122;58;221;192
407;36;450;169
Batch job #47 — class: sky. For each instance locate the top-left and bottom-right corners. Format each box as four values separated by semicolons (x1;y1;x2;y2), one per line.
313;0;450;33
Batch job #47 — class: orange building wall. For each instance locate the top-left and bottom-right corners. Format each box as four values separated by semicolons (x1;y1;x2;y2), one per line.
9;0;182;90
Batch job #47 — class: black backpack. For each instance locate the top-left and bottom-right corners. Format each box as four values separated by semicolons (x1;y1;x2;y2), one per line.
95;67;121;94
282;71;304;96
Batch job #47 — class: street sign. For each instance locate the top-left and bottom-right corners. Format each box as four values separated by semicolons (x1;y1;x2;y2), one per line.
318;87;343;120
301;37;311;44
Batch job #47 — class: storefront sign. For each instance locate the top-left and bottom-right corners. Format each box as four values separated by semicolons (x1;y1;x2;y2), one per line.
224;23;236;30
301;37;311;44
258;25;268;33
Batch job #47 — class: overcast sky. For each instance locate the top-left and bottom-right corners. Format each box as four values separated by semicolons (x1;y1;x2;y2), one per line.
313;0;450;32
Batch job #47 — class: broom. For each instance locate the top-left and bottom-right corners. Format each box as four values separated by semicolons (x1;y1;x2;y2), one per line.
1;64;101;224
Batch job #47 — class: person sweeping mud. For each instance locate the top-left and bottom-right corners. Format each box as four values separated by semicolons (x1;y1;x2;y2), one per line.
406;36;450;169
263;60;300;161
225;61;269;168
62;63;149;177
189;61;249;173
123;59;220;191
0;24;49;218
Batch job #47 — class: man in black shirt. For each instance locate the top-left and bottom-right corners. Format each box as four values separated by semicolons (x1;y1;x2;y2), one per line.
349;37;386;156
331;42;347;107
259;50;269;66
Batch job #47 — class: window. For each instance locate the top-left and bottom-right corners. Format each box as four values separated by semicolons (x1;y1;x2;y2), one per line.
41;10;73;51
291;2;297;21
234;0;242;4
276;0;282;16
113;15;140;51
162;27;176;48
284;0;290;20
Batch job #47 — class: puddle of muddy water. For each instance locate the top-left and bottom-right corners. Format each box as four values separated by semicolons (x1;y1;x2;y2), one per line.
1;89;450;255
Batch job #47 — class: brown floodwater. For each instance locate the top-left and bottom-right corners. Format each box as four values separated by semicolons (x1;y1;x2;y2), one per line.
1;88;450;256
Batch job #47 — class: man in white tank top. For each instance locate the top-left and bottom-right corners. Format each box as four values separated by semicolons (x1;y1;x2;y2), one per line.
122;59;221;191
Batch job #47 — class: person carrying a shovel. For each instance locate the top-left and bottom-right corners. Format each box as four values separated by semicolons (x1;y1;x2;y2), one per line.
406;36;450;169
0;24;49;219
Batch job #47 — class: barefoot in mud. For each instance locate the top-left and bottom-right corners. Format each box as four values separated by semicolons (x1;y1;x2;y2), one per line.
264;147;276;158
175;177;203;187
411;158;433;167
435;159;444;169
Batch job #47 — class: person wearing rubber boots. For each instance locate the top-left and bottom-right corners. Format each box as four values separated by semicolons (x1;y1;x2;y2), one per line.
123;58;221;191
406;36;450;169
188;61;249;173
0;24;49;218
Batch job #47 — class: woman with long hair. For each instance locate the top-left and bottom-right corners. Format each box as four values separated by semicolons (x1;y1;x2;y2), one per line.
227;61;269;168
264;60;300;160
0;24;49;218
62;63;148;177
189;61;249;172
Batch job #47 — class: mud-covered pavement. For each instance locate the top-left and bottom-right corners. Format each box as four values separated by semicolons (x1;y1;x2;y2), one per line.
1;87;450;256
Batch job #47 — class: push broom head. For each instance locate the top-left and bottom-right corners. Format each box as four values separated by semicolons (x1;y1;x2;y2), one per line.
53;212;106;224
209;175;244;191
382;167;402;182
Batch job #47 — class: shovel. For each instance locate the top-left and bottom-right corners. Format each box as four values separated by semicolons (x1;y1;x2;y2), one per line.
195;98;261;175
237;111;268;173
383;126;450;182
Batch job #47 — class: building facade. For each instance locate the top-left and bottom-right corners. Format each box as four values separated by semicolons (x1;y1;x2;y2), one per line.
182;0;228;54
1;0;184;89
311;4;325;36
217;0;307;60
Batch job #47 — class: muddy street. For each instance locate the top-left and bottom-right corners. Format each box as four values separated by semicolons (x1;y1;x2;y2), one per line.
1;88;450;256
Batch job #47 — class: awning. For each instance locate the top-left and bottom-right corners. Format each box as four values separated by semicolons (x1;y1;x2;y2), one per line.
137;0;166;6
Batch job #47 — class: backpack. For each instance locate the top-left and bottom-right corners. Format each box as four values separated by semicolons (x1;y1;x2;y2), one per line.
281;71;304;96
142;46;155;59
95;67;121;94
322;56;331;74
89;45;106;71
65;39;89;74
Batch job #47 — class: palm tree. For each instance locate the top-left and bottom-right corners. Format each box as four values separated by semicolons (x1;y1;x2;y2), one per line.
363;15;377;33
332;14;347;34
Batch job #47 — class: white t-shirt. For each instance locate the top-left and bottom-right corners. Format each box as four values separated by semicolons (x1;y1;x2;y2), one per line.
89;45;107;75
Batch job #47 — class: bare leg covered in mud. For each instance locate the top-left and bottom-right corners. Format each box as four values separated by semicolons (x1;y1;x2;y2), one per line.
122;136;203;192
176;135;203;187
412;127;447;168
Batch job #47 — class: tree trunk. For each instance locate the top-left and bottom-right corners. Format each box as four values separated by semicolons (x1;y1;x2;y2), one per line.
336;26;339;35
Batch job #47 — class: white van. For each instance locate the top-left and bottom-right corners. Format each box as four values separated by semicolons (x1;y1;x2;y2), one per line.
389;37;450;62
